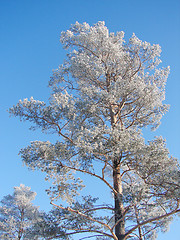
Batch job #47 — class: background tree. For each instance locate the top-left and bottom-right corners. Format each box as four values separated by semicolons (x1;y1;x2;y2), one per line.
0;184;40;239
9;22;180;240
25;210;67;239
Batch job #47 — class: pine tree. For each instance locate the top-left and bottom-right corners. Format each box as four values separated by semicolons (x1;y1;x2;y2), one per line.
0;184;40;239
9;22;180;240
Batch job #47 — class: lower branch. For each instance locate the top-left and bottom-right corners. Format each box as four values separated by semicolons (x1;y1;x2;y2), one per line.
50;201;118;240
125;201;180;238
47;230;114;240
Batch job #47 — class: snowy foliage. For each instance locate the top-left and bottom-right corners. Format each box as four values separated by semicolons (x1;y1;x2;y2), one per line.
9;22;179;239
0;184;40;239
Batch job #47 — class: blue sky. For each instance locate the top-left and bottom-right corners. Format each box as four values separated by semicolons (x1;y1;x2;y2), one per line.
0;0;179;239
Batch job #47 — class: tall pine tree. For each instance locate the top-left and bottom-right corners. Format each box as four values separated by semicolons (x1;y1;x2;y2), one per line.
10;22;180;240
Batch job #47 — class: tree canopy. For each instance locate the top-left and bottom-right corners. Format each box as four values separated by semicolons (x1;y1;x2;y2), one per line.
9;22;180;240
0;184;40;239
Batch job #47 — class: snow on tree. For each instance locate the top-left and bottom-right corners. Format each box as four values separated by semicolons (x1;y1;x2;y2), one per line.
0;184;40;239
9;22;180;240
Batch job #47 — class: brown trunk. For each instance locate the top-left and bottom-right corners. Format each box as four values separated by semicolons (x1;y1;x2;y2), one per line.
113;166;125;240
108;80;125;239
113;163;125;240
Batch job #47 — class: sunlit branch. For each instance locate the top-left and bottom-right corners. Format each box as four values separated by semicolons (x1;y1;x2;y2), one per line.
47;230;114;240
84;206;114;214
102;161;108;179
125;201;180;238
61;162;118;196
50;202;118;240
23;112;74;144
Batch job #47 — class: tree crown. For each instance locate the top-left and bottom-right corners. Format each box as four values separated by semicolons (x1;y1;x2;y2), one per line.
9;22;179;240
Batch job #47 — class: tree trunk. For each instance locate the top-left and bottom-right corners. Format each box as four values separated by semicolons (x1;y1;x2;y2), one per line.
18;208;24;240
108;90;125;239
113;163;125;240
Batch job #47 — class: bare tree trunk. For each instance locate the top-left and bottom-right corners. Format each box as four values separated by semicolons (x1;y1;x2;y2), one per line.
108;75;126;239
113;162;125;240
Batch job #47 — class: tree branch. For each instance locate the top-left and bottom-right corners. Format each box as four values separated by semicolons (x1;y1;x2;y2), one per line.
61;162;118;196
47;230;114;240
50;201;118;240
125;201;180;238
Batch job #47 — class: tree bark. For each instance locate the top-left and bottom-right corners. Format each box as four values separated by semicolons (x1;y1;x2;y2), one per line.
113;162;125;240
18;208;24;240
108;77;125;239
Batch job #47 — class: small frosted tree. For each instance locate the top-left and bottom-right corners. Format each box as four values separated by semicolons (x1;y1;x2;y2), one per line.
0;184;40;239
9;22;180;240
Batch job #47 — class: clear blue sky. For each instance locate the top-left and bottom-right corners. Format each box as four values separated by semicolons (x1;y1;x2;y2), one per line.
0;0;179;239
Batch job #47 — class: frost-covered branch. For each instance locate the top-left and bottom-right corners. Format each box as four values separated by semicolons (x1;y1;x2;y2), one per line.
125;201;180;238
50;201;118;240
